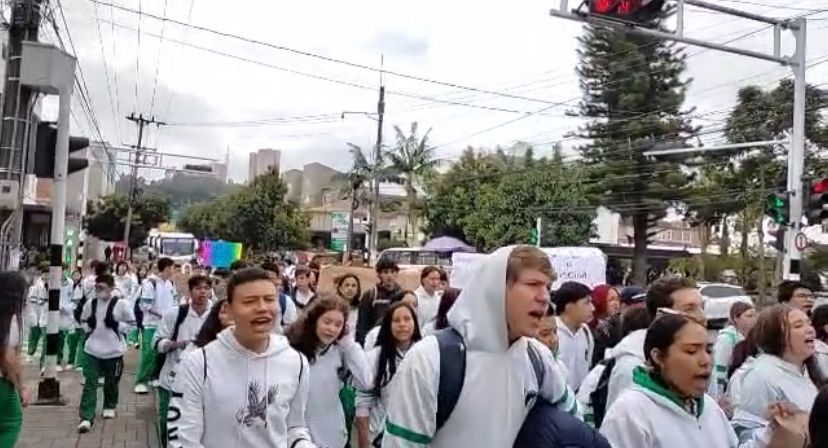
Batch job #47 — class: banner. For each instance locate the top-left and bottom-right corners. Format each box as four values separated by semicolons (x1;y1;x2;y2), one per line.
198;240;243;268
450;247;606;291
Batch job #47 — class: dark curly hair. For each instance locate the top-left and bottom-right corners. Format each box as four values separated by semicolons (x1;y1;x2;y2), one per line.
287;293;350;364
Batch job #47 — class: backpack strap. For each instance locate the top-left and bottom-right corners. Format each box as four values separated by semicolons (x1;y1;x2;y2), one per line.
103;297;121;336
526;341;545;389
202;347;208;383
435;328;466;432
86;298;99;330
171;305;190;341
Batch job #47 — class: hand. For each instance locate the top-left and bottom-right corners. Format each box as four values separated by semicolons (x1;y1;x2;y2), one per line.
176;340;190;349
766;402;809;448
716;395;733;420
19;389;31;408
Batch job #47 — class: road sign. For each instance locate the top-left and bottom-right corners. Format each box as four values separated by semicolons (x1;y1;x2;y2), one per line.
794;232;808;251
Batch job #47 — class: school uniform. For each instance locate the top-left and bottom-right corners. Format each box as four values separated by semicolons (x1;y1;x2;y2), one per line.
601;367;738;448
64;282;88;369
134;276;177;387
78;295;135;423
0;316;23;447
556;317;594;391
26;279;48;360
153;304;211;445
356;346;409;446
711;325;743;397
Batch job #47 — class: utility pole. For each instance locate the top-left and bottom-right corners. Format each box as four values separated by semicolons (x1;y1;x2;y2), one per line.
550;0;807;281
0;0;44;270
123;113;164;257
369;84;385;264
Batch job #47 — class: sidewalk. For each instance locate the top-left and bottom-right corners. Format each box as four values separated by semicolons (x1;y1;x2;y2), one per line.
16;348;161;448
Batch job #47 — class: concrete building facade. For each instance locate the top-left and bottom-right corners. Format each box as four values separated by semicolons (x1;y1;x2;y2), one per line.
248;149;281;181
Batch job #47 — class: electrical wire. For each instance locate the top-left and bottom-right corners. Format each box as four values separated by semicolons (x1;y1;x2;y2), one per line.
148;0;169;116
93;0;121;145
134;0;143;113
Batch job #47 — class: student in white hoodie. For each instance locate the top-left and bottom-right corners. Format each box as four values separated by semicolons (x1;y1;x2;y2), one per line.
365;291;417;351
335;273;362;333
166;267;317;448
25;270;48;364
77;274;136;432
65;269;87;370
356;301;423;448
153;275;213;446
381;245;579;448
711;301;756;397
732;304;821;446
604;276;705;408
414;267;443;331
135;257;178;394
114;262;136;301
554;281;595;391
287;294;373;448
600;313;738;448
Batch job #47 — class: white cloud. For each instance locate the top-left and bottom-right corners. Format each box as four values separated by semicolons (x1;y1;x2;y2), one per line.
51;0;828;182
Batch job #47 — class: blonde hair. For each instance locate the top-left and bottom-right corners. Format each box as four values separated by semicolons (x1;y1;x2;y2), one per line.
506;245;556;283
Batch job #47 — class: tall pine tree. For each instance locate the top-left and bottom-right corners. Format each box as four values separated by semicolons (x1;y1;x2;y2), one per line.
575;17;695;284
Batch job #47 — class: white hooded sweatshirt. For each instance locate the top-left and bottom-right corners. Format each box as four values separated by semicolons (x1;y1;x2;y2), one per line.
381;246;579;448
305;334;372;448
601;367;738;448
606;328;647;407
356;346;410;443
153;304;211;391
27;278;48;328
711;325;743;397
415;286;440;331
167;328;316;448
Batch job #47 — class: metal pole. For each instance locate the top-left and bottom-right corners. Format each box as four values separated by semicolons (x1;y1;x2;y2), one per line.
369;85;385;263
37;86;72;404
122;120;142;254
643;140;787;157
784;17;807;281
535;217;542;247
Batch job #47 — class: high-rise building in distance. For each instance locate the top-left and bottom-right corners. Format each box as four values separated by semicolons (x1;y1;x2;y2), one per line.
248;149;281;182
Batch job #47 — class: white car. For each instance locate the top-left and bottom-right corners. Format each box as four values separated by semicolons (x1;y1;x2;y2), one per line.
698;282;753;329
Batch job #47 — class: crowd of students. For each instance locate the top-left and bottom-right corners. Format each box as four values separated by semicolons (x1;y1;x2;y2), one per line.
4;245;828;447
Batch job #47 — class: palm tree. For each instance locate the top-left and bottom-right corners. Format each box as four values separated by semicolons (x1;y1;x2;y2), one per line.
386;122;438;244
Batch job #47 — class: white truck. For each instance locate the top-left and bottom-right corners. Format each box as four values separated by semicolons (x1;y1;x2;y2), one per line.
146;230;198;263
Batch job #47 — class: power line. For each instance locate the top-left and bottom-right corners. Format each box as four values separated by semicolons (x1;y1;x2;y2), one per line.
134;0;143;113
148;0;169;116
92;0;121;144
717;0;827;13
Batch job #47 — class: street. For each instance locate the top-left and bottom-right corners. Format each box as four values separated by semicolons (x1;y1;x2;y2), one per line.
17;349;160;448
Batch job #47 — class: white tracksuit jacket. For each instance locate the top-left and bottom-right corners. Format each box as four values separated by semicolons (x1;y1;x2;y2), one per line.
305;335;372;448
167;328;317;448
601;366;738;448
153;305;211;391
381;246;580;448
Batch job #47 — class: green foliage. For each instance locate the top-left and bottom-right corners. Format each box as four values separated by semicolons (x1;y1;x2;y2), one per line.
574;21;695;284
177;170;309;252
422;147;594;252
386;122;438;241
85;193;171;248
115;173;238;216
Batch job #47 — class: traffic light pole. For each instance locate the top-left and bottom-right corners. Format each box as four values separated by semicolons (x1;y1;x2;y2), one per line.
549;2;807;280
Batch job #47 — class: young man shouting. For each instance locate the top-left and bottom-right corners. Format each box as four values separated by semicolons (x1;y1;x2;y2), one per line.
382;245;579;448
167;268;316;448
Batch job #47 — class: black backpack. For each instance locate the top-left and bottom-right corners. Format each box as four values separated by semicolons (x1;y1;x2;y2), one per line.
588;357;617;429
434;328;545;432
86;297;121;337
72;286;88;324
153;304;190;379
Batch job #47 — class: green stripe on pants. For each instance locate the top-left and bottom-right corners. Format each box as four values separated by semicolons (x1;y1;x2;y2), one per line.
136;327;157;385
0;379;22;448
158;387;170;446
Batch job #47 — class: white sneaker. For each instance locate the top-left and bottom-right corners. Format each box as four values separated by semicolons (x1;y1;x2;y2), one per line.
75;365;83;372
134;384;149;394
56;365;64;372
149;380;160;388
66;364;74;370
98;377;104;386
77;420;92;433
102;409;116;419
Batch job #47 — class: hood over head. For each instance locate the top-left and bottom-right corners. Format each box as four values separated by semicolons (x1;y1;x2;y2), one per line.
607;328;647;361
447;246;516;353
217;327;292;359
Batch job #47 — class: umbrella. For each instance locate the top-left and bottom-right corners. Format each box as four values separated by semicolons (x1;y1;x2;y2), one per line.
423;236;475;252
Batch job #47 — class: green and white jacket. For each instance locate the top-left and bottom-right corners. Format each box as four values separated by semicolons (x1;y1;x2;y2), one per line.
712;325;743;397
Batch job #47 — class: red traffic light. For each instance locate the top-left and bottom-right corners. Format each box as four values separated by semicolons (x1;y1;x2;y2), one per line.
590;0;643;16
813;178;828;194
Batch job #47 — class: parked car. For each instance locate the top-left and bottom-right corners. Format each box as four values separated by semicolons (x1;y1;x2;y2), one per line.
698;282;753;329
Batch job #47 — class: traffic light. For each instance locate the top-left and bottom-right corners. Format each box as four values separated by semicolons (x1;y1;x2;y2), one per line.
764;192;789;225
33;122;90;178
529;228;539;245
588;0;665;22
806;178;828;225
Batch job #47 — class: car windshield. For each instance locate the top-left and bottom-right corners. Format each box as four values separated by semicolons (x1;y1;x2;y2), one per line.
701;285;746;298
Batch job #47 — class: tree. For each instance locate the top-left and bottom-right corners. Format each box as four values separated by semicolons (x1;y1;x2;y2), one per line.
574;17;696;285
386;122;438;244
116;173;238;216
422;146;594;251
85;193;171;248
177;170;309;252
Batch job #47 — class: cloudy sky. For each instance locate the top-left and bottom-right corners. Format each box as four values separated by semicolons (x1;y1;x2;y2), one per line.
33;0;828;181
